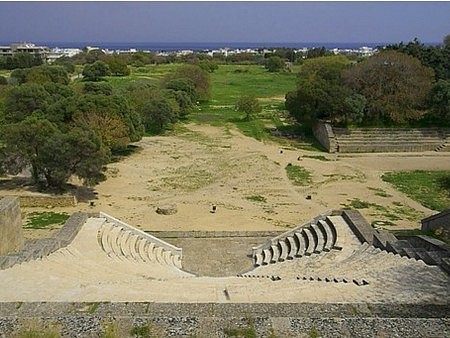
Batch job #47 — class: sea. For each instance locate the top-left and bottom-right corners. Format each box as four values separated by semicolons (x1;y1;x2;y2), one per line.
2;41;441;52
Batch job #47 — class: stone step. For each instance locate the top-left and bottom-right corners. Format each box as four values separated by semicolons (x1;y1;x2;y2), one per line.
129;234;141;261
286;236;297;259
317;220;333;251
262;248;272;265
303;228;317;255
294;232;307;257
311;224;325;253
270;244;280;263
278;240;288;261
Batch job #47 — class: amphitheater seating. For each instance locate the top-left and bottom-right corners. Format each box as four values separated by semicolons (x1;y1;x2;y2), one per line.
332;127;450;153
96;220;183;269
252;212;339;267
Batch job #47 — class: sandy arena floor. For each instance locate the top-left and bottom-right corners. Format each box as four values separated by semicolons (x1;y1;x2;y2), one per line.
4;123;450;236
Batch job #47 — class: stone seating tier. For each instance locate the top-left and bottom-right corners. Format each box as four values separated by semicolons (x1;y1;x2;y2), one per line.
252;212;338;267
331;127;450;153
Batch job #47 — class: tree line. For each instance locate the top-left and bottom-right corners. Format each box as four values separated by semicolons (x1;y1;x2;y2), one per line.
0;57;210;192
285;36;450;127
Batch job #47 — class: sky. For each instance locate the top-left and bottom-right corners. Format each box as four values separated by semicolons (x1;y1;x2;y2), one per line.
0;1;449;44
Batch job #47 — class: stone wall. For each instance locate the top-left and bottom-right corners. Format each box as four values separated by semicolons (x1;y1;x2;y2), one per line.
0;197;24;257
312;120;337;153
0;302;448;337
18;195;77;207
422;209;450;241
0;212;89;270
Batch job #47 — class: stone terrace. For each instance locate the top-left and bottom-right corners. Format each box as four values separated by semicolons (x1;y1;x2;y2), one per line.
333;127;450;153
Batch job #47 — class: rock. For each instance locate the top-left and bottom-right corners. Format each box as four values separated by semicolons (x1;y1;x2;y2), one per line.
156;204;178;215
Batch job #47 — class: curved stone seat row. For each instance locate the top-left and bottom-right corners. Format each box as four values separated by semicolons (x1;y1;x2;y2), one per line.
252;215;338;267
97;221;182;269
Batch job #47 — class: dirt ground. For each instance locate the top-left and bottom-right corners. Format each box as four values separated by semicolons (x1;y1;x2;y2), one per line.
3;123;450;238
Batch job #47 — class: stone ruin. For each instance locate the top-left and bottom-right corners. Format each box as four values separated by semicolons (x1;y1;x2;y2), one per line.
0;196;449;337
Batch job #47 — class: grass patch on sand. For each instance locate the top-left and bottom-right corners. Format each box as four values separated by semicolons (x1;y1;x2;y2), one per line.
25;212;69;229
382;170;450;211
368;187;393;198
303;154;331;161
342;198;424;227
285;165;312;186
246;195;267;203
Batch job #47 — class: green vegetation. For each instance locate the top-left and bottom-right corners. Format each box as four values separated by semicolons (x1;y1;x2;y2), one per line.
303;154;331;161
285;165;312;186
130;325;151;338
382;170;450;211
14;321;60;338
342;197;425;227
368;187;392;198
309;327;320;338
246;195;267;203
25;212;69;229
224;318;256;338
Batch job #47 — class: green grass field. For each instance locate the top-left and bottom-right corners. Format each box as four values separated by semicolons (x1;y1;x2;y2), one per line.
382;170;450;211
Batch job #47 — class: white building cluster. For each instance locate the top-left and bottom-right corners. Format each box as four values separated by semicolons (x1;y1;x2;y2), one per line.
1;42;378;63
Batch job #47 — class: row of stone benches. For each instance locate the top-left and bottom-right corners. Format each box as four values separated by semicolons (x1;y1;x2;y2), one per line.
252;215;338;267
0;212;89;270
97;220;182;269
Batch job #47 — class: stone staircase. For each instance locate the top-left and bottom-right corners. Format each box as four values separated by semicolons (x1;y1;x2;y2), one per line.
332;127;450;153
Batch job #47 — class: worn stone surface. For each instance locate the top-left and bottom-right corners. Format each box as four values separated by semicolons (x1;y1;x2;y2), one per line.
0;196;24;257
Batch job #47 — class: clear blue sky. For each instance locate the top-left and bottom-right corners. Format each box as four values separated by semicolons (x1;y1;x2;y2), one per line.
0;1;449;44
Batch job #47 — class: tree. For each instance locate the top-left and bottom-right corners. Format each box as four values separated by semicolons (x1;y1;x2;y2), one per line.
165;64;210;101
72;110;131;151
428;80;450;125
165;78;198;102
26;65;69;85
285;56;351;126
265;56;284;72
199;59;219;73
4;52;42;70
0;117;107;191
82;61;111;81
0;118;58;184
83;82;113;95
236;95;262;120
103;56;130;76
342;51;434;124
141;95;179;133
3;83;51;123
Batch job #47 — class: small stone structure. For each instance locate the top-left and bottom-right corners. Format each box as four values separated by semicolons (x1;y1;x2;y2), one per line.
156;204;178;215
0;197;24;257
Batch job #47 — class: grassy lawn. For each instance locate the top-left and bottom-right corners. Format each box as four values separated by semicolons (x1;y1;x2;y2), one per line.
25;212;70;229
382;170;450;212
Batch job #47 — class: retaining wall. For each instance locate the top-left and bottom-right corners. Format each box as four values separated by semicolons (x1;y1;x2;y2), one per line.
0;197;24;257
18;195;77;207
422;209;450;241
0;212;89;270
312;121;336;153
0;302;448;337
